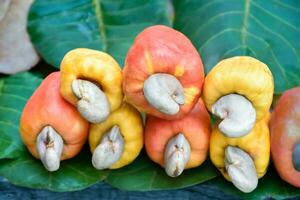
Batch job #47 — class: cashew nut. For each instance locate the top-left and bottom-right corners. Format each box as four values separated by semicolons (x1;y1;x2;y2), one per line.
36;126;63;172
164;133;191;177
92;125;124;170
143;73;185;115
212;94;256;137
225;146;258;193
72;79;110;124
0;0;10;21
292;141;300;171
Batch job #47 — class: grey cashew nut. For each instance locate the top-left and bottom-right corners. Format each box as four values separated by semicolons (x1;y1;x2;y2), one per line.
0;0;10;21
72;79;110;124
292;141;300;171
36;126;63;172
143;73;185;115
164;133;191;177
212;94;256;137
225;146;258;193
92;125;124;170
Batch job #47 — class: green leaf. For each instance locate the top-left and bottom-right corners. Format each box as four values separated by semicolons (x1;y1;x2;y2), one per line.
173;0;300;94
28;0;173;68
105;151;218;191
0;72;41;159
0;72;218;191
208;165;300;200
0;148;107;192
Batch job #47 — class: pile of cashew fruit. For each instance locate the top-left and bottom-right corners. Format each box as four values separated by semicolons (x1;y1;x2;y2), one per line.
19;25;300;193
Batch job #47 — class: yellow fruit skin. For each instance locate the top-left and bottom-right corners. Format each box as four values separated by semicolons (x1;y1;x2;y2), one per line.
60;48;123;113
203;56;274;121
89;103;144;169
210;114;270;181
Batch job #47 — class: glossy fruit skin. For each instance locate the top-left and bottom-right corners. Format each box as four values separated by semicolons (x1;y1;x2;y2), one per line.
20;72;89;160
89;103;143;169
270;87;300;187
145;99;211;169
123;25;204;120
210;114;270;181
60;48;123;113
203;56;274;121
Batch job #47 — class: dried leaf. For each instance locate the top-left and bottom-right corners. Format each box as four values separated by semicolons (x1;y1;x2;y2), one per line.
0;0;39;74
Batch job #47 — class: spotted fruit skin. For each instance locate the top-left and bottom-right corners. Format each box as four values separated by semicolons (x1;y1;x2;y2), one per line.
270;87;300;187
123;25;204;120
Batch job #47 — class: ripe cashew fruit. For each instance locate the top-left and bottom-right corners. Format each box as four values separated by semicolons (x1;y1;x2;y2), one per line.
210;114;270;193
60;48;123;123
145;99;211;177
203;56;274;137
89;103;143;169
270;87;300;187
20;72;89;172
123;25;204;120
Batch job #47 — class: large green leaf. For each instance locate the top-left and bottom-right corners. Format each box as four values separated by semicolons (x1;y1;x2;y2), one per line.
174;0;300;94
28;0;173;68
0;72;41;159
208;165;300;200
0;71;218;191
105;152;218;191
0;148;107;192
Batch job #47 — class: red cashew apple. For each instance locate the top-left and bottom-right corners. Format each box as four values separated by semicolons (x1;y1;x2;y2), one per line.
123;25;204;120
270;87;300;187
20;72;89;172
145;99;211;177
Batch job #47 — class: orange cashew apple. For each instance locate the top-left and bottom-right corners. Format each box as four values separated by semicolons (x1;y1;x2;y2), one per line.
123;25;204;120
145;99;211;177
60;48;123;123
89;102;143;170
270;87;300;187
20;72;89;172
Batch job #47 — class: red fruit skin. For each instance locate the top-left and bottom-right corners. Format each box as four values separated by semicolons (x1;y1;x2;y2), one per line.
270;87;300;187
123;25;204;120
20;72;89;160
145;99;211;169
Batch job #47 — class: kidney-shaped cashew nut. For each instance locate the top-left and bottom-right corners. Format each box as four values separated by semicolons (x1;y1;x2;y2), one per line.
144;73;185;115
0;0;10;21
225;146;258;193
92;125;125;170
72;79;110;123
292;141;300;171
164;133;191;177
212;94;256;137
36;126;63;172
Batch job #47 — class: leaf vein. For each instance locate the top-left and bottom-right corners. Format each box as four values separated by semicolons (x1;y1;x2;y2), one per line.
252;1;300;32
93;0;107;51
249;14;300;62
241;0;250;49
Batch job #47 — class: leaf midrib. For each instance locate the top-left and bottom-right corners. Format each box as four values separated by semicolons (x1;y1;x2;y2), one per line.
93;0;107;51
241;0;250;50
